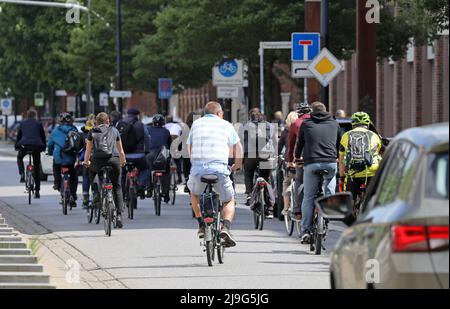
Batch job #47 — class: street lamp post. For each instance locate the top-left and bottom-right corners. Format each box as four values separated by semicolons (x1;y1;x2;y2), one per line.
116;0;123;114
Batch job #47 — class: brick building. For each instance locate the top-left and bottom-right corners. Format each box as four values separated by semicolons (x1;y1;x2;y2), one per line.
330;34;449;137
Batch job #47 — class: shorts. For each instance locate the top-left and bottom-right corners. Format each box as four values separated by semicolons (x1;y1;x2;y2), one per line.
188;173;235;203
346;177;372;201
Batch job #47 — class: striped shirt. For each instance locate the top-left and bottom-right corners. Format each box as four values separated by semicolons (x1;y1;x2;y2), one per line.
187;114;240;176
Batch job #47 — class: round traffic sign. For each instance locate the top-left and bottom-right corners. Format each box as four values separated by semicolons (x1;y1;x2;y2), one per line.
1;99;11;109
219;59;238;78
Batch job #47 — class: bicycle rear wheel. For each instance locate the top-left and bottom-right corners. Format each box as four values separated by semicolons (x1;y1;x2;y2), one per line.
253;209;260;229
315;232;322;255
26;170;33;205
259;192;265;231
104;202;112;237
206;240;214;267
87;204;94;223
154;184;161;216
169;173;177;205
285;213;294;236
62;190;68;216
128;187;136;220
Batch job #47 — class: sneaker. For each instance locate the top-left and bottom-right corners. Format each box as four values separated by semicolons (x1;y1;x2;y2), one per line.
34;191;40;199
20;175;25;183
301;233;311;245
197;226;206;239
69;197;77;208
245;195;251;206
116;215;123;229
220;227;236;248
184;186;190;194
164;194;171;204
266;208;274;219
53;184;59;191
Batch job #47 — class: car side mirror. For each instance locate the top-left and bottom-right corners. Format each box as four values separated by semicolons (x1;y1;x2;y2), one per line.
315;193;355;226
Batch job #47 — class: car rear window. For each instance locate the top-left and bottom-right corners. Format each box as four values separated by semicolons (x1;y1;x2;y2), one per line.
426;152;449;200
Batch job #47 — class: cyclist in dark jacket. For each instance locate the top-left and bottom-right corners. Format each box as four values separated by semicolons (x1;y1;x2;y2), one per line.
47;113;79;207
15;109;46;199
146;115;172;203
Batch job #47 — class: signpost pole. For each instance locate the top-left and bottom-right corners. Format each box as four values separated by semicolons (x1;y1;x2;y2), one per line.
321;0;330;109
259;42;265;114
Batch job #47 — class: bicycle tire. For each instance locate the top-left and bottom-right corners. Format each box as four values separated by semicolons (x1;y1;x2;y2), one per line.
170;173;177;205
259;192;265;231
206;240;214;267
104;202;112;237
253;209;259;229
62;190;68;216
315;233;322;255
154;184;161;216
285;213;294;236
128;187;136;220
295;221;302;238
26;170;33;205
87;204;94;223
94;202;101;224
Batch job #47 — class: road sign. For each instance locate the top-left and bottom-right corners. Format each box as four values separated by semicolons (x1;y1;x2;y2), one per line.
109;90;132;98
292;33;320;62
261;41;291;50
158;78;173;100
308;48;343;87
213;59;244;86
217;87;239;99
99;92;109;107
1;98;12;115
34;92;44;107
292;62;314;79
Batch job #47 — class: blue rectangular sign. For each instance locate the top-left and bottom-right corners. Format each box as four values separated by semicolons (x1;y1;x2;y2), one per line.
158;78;173;100
292;33;321;62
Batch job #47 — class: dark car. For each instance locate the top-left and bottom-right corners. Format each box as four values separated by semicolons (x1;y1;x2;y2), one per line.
318;123;449;289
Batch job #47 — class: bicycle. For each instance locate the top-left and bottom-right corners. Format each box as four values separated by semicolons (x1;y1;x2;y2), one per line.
99;166;117;237
169;159;178;205
152;170;165;216
309;169;331;255
60;165;74;216
123;162;139;220
86;174;101;225
284;167;302;238
24;151;35;205
199;174;225;267
251;162;273;231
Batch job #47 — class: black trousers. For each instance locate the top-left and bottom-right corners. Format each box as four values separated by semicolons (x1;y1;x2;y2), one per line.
53;162;78;198
244;158;272;195
183;158;191;181
89;157;124;215
17;146;42;190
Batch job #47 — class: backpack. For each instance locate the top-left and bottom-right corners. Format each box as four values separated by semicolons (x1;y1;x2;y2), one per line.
255;121;275;159
116;120;138;153
92;127;116;160
63;131;85;156
152;146;171;171
345;130;376;174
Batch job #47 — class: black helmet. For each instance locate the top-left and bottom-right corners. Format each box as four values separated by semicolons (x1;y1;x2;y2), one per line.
152;114;165;127
59;112;73;124
296;102;312;115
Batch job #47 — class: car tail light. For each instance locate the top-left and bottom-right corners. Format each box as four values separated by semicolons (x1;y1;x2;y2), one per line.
391;225;449;253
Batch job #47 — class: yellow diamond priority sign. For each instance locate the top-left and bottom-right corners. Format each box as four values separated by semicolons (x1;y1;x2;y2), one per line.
308;48;343;87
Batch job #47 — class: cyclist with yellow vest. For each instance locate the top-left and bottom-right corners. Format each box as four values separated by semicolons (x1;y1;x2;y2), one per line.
339;112;382;207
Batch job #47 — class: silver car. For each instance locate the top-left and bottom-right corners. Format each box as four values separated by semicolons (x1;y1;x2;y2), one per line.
317;123;449;289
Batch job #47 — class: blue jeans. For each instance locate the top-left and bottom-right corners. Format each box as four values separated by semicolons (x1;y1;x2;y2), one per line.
301;162;337;235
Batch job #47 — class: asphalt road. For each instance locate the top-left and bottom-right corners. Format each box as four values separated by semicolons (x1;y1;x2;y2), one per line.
0;143;344;289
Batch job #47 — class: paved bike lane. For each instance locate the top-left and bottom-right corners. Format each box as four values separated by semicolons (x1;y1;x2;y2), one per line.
0;143;344;289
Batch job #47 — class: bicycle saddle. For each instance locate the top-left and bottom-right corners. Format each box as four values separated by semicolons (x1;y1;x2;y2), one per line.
314;169;329;176
201;174;219;184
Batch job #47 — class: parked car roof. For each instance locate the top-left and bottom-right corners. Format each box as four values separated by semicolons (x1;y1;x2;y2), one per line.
394;122;449;152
